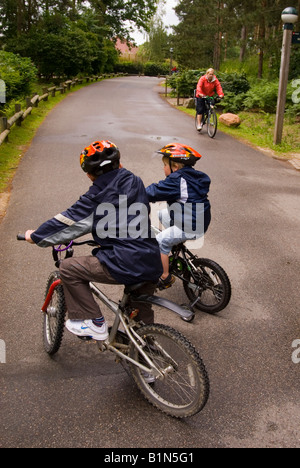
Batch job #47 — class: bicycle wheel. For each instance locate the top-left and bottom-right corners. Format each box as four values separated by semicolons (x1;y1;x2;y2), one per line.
43;271;66;355
128;324;209;418
207;109;218;138
183;258;231;314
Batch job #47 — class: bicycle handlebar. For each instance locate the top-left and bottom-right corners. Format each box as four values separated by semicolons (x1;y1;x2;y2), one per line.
16;233;99;247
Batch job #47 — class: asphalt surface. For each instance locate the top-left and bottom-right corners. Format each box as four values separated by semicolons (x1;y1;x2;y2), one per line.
0;76;300;448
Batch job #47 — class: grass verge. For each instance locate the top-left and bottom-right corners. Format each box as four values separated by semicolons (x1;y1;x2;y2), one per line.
175;104;300;160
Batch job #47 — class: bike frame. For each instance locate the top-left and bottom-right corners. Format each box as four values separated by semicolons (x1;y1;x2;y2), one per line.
42;275;193;377
170;245;204;300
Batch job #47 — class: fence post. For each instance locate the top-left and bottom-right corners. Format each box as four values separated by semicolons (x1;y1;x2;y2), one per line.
0;117;8;142
32;93;38;107
43;88;49;101
15;104;22;126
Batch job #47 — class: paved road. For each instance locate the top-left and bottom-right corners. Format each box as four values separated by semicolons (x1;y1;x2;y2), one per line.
1;77;300;448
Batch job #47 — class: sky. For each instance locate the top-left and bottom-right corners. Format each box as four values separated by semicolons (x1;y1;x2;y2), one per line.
131;0;179;45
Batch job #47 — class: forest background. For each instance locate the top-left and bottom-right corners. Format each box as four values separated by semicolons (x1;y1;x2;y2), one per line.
0;0;299;161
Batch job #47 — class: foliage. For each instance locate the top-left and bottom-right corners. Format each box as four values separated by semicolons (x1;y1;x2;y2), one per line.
220;80;299;115
142;14;170;63
5;13;119;78
167;70;250;99
218;72;250;94
114;61;144;75
144;62;169;76
0;51;37;102
0;0;158;79
172;0;299;78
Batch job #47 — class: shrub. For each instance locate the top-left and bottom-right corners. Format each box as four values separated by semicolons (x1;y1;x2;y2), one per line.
144;62;169;76
0;51;37;102
218;72;250;95
167;70;250;99
114;61;143;75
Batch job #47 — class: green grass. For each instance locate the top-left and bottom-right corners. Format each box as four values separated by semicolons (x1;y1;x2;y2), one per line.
176;105;300;159
0;81;95;193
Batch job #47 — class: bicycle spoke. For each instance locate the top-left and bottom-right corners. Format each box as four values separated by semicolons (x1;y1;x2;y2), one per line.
129;324;209;418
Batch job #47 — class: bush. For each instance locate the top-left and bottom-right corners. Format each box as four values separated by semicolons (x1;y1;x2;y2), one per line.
218;72;250;95
220;79;299;115
243;81;279;112
114;61;143;75
167;70;250;99
0;51;37;102
144;62;169;76
167;69;205;97
220;92;248;113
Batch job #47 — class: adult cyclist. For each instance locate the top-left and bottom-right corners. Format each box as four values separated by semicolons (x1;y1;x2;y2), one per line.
196;68;224;131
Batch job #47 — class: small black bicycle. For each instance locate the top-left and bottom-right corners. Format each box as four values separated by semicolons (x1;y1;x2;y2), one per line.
152;226;231;321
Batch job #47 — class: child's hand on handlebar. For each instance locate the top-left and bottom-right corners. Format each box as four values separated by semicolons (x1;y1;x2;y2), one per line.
25;230;35;244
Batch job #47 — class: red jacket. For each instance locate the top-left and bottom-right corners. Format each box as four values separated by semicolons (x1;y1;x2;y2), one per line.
196;75;224;98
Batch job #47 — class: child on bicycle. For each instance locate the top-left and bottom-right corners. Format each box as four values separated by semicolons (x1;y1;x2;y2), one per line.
146;143;211;290
24;140;163;340
196;68;224;131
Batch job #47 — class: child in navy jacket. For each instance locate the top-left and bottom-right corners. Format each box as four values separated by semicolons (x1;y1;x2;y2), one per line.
25;140;162;340
146;143;211;289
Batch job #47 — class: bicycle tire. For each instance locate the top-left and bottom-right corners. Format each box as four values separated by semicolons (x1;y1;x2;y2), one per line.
183;258;231;314
43;271;66;355
207;109;218;138
128;324;209;418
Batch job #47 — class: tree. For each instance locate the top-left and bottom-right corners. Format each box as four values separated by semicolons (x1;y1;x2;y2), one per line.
142;9;170;62
0;0;158;77
172;0;299;76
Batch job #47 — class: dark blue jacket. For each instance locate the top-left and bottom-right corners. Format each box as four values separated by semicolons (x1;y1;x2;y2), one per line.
31;168;163;285
146;166;211;234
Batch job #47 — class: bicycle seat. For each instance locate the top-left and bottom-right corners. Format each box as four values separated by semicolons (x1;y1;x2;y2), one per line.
124;282;152;294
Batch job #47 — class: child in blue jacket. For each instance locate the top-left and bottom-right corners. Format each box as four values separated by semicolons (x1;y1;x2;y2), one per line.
146;143;211;289
25;140;162;340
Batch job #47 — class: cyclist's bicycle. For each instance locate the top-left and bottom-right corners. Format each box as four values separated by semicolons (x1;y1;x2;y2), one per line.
194;93;220;139
17;234;210;419
152;226;231;322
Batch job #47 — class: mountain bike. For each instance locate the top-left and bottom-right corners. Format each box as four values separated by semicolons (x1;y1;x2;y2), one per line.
194;94;220;139
17;234;210;419
152;226;231;322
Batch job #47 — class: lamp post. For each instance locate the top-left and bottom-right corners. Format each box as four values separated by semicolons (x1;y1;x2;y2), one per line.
274;7;298;145
170;48;174;75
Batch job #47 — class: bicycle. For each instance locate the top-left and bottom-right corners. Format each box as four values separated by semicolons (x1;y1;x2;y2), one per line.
17;234;210;419
152;226;231;322
194;93;220;139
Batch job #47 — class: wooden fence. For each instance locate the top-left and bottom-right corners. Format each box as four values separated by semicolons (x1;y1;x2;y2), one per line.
0;74;125;147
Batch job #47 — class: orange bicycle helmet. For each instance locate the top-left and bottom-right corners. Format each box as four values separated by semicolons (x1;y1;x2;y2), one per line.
80;140;120;175
157;143;202;166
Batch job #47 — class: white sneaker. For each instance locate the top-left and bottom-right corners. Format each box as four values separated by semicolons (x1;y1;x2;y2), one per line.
197;123;203;131
65;319;109;341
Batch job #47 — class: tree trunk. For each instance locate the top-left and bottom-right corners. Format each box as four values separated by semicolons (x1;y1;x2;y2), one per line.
239;25;247;62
